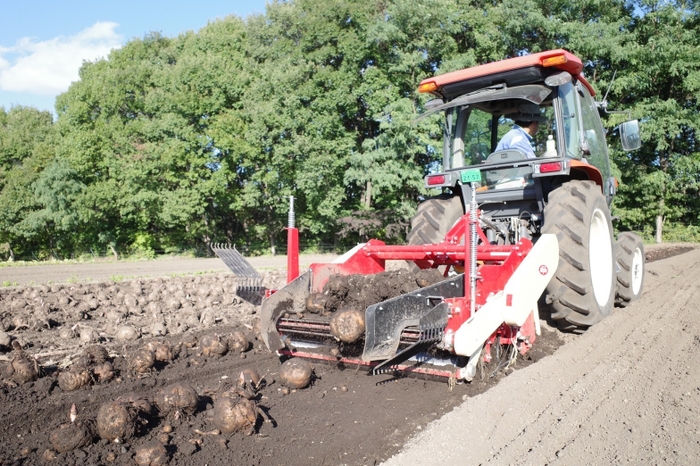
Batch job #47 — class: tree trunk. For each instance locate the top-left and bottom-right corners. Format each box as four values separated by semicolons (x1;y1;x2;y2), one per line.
364;180;372;209
655;214;663;243
655;198;664;243
8;245;14;262
270;232;276;256
202;234;211;256
109;244;119;260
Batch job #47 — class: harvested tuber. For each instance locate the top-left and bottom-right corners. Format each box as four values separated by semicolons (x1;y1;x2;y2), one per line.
135;442;169;465
305;293;328;314
96;401;137;442
49;422;93;452
130;348;155;374
146;340;174;362
226;331;250;353
237;367;262;390
155;383;199;416
116;325;141;341
84;345;109;364
279;358;313;389
212;396;258;434
2;340;39;384
93;361;115;383
200;334;227;357
57;369;91;391
116;392;154;417
79;327;100;344
58;327;75;340
329;308;366;343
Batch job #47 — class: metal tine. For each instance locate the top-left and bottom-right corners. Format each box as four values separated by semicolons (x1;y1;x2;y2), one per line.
373;366;400;376
375;376;402;386
418;325;444;343
211;243;262;280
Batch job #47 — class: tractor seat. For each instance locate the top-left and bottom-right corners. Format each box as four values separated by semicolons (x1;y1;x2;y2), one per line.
484;149;528;164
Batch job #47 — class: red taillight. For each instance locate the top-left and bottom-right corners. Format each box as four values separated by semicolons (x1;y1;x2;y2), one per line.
427;174;446;185
539;162;563;173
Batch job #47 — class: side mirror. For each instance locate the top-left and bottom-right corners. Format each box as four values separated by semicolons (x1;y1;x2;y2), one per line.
620;119;641;151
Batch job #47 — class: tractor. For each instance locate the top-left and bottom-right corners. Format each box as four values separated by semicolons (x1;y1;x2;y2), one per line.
215;49;646;382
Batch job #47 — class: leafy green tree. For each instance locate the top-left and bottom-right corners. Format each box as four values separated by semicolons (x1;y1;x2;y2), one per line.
11;0;700;260
0;106;55;259
609;0;700;241
18;159;83;258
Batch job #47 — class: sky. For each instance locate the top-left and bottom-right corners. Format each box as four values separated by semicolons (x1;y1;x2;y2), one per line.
0;0;270;114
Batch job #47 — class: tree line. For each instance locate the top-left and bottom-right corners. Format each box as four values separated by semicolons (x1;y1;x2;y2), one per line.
1;0;699;260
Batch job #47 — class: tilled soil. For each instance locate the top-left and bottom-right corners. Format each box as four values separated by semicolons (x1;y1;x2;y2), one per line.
0;245;694;466
384;243;700;466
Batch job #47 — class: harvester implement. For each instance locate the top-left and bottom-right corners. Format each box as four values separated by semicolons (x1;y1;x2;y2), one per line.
259;183;559;382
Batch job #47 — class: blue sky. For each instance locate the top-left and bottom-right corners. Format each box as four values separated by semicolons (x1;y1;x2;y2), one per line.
0;0;269;114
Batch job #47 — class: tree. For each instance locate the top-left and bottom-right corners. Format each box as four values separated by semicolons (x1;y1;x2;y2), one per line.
0;106;55;259
608;0;700;241
18;159;83;258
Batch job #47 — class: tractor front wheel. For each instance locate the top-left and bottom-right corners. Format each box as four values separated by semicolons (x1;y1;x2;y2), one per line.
542;180;616;331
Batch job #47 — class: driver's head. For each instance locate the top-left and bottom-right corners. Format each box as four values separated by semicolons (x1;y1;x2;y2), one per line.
515;119;540;136
509;104;546;135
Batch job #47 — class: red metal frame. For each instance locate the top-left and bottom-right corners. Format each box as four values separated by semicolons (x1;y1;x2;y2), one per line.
274;210;537;376
308;212;532;346
278;349;455;379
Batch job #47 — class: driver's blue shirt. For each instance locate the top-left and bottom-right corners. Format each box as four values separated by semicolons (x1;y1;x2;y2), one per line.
495;125;536;158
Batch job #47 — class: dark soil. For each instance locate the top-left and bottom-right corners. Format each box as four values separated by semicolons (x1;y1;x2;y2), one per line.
645;244;696;263
0;243;692;466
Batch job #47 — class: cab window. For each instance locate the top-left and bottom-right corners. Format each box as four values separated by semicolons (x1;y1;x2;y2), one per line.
577;82;611;182
557;82;583;160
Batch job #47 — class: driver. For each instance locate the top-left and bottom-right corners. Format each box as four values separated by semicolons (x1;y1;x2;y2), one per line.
495;104;547;158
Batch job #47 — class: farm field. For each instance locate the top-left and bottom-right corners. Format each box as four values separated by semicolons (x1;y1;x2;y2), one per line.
0;244;696;465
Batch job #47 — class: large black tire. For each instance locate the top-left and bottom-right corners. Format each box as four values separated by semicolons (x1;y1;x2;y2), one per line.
406;195;463;270
542;180;616;331
614;232;645;307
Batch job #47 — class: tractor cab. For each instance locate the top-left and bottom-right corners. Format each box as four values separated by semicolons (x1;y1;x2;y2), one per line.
419;50;640;212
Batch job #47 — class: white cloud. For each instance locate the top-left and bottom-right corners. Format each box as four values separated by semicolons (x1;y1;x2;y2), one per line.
0;22;123;96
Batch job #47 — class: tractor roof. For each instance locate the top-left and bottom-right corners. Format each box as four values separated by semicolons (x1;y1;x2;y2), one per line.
419;49;594;101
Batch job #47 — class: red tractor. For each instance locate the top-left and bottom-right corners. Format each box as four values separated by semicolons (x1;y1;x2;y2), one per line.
218;49;646;382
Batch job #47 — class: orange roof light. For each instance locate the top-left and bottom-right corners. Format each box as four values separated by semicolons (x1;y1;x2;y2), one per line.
541;54;568;68
418;81;439;93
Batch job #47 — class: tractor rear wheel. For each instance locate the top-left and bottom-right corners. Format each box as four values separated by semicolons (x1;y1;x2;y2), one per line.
614;232;645;307
407;194;463;270
542;180;616;331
